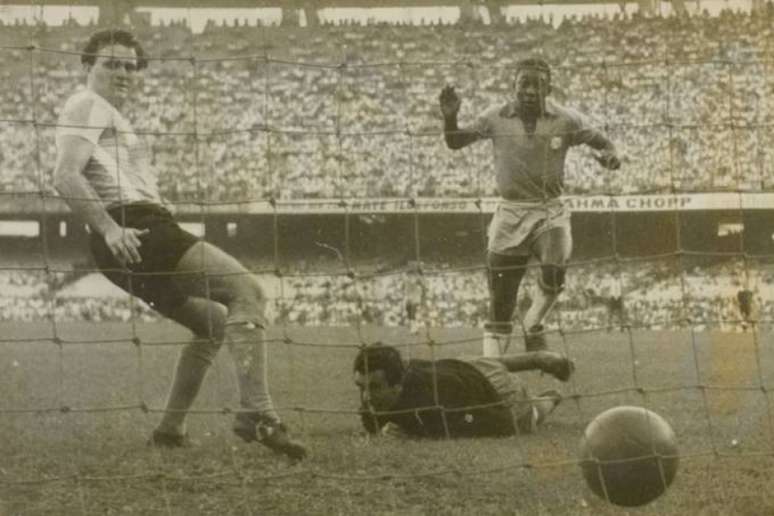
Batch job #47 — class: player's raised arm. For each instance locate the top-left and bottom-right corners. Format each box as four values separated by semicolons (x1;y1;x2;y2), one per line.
439;85;481;150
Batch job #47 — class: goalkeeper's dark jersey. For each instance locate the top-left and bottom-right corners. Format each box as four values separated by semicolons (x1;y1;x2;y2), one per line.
362;359;516;438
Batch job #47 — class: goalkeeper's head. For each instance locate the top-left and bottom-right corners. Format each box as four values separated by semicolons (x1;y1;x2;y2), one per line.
353;343;405;412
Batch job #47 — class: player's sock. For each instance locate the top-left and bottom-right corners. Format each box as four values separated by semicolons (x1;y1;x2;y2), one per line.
156;341;212;436
226;321;279;422
483;332;507;357
483;322;512;357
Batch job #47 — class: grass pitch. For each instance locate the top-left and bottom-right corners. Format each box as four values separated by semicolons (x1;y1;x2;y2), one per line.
2;322;774;515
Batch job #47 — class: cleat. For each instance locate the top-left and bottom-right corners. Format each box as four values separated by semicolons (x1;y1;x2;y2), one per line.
233;413;308;461
148;429;194;448
537;351;575;382
533;389;562;426
525;324;548;352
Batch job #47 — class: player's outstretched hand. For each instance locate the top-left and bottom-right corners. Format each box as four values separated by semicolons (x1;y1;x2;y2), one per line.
104;226;150;266
439;85;461;118
592;150;621;170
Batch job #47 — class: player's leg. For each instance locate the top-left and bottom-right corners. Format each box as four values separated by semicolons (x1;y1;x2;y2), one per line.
522;226;572;349
173;242;275;418
614;298;627;331
152;296;227;443
405;300;419;334
463;357;562;435
497;350;575;381
172;241;306;459
606;301;615;332
484;252;529;357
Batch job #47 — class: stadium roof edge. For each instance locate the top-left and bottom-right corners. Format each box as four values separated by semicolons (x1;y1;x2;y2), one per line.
6;0;658;8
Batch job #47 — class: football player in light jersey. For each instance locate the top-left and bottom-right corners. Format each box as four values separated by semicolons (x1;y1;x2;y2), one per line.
53;29;306;460
404;264;427;335
439;57;621;356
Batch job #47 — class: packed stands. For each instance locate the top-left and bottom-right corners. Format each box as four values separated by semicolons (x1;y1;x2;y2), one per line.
1;7;772;201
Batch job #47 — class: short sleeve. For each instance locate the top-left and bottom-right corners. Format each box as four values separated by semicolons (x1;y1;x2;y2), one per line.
56;93;111;145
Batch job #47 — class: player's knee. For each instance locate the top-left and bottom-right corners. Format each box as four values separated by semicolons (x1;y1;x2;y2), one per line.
539;265;565;295
484;321;513;335
225;274;269;327
487;253;528;281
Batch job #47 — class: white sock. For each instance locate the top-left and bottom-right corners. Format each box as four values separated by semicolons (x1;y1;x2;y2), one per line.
226;321;279;422
483;331;510;357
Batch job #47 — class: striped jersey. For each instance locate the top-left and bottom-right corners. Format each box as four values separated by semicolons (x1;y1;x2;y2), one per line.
471;99;615;202
56;89;161;208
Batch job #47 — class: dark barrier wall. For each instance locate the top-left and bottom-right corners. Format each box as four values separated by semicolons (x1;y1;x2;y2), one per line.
6;210;774;267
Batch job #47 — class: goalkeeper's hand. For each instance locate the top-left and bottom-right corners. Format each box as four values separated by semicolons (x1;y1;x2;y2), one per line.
359;406;380;434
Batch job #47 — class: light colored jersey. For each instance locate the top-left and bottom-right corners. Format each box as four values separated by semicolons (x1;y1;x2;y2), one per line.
405;276;426;304
472;99;615;202
56;89;161;208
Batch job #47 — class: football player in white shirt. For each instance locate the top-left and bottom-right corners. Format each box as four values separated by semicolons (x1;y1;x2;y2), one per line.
54;29;306;460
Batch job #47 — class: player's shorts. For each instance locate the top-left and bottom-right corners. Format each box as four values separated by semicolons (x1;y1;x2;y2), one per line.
89;202;200;315
487;198;570;256
459;356;535;433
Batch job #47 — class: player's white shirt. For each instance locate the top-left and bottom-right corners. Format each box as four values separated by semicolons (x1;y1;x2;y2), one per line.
56;88;161;208
404;276;426;304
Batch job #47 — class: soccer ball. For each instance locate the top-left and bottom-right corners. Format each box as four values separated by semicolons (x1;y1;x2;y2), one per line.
578;406;679;507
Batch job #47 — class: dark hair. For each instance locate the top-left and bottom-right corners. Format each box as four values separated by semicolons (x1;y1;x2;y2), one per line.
353;344;405;386
515;57;551;84
81;29;148;70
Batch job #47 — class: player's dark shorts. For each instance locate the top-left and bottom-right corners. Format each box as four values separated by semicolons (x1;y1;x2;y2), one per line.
89;203;199;315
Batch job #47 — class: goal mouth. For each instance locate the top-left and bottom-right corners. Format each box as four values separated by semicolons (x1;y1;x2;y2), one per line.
1;5;773;514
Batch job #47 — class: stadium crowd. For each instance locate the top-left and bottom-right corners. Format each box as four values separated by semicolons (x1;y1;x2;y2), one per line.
1;10;772;333
1;7;773;200
2;260;772;333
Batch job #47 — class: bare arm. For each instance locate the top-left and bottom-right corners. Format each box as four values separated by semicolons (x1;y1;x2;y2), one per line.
572;117;621;170
54;136;121;237
54;135;147;265
439;85;481;150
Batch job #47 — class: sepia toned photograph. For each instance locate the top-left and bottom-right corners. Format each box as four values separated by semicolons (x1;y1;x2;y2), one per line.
0;0;772;514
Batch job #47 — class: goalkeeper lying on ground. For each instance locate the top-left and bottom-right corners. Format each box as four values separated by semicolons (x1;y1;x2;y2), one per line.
353;344;574;439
